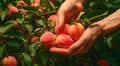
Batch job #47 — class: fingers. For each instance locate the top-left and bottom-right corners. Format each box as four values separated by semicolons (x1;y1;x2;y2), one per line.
56;11;65;30
72;42;94;55
49;47;72;55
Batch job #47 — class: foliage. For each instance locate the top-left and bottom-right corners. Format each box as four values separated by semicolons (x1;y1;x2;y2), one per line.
0;0;120;66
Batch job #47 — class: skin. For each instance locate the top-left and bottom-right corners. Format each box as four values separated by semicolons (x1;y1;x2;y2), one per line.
49;0;120;55
55;0;84;30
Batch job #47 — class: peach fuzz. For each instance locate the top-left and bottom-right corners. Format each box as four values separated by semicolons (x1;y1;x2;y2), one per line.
7;4;18;15
55;24;70;35
55;34;74;48
68;23;85;41
1;56;17;66
40;32;56;48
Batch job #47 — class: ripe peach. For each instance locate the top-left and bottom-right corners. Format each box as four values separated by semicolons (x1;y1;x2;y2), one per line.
55;34;74;48
7;4;18;15
68;23;85;41
48;15;57;24
40;32;56;48
31;0;40;7
21;11;27;15
16;1;26;7
31;36;39;43
97;59;110;66
55;24;70;35
1;56;17;66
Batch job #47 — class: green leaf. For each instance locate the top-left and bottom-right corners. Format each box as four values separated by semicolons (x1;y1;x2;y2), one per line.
0;46;5;60
107;37;112;47
16;18;24;24
56;0;63;3
40;52;50;64
27;42;40;56
1;8;7;21
0;21;14;33
22;53;33;66
24;23;33;33
4;30;25;40
36;19;47;28
5;37;23;47
4;30;25;41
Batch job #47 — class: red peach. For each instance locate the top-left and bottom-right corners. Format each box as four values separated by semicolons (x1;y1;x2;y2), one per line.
21;11;27;15
55;34;74;48
55;24;70;35
1;56;17;66
30;0;40;7
40;32;56;48
68;23;85;41
48;15;57;24
31;36;39;43
16;1;26;7
97;59;110;66
7;4;18;15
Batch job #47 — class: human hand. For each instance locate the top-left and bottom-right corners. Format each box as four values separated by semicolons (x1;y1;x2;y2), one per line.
55;0;84;31
49;24;102;55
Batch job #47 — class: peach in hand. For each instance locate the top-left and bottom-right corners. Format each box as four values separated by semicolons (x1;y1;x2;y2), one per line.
55;34;74;48
68;23;85;41
40;32;56;48
55;24;70;35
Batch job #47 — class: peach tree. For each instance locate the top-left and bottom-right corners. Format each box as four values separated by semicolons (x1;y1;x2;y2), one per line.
0;0;120;66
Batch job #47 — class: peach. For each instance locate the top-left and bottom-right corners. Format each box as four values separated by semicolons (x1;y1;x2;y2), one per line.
16;1;27;7
55;34;74;48
55;24;70;35
7;4;18;15
1;56;17;66
97;59;110;66
68;23;85;41
31;0;40;7
31;36;39;43
48;15;57;24
40;32;56;48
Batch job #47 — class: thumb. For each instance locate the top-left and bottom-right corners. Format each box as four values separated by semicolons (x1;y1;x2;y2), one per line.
56;12;65;30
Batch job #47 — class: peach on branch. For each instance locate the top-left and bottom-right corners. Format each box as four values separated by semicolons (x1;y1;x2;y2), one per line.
7;4;18;16
31;0;40;7
16;0;27;8
97;59;110;66
48;15;57;24
1;56;17;66
40;32;56;48
68;23;85;41
30;36;39;43
55;34;74;48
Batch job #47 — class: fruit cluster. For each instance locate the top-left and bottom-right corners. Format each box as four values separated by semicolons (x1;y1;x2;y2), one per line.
7;0;40;16
40;15;85;49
